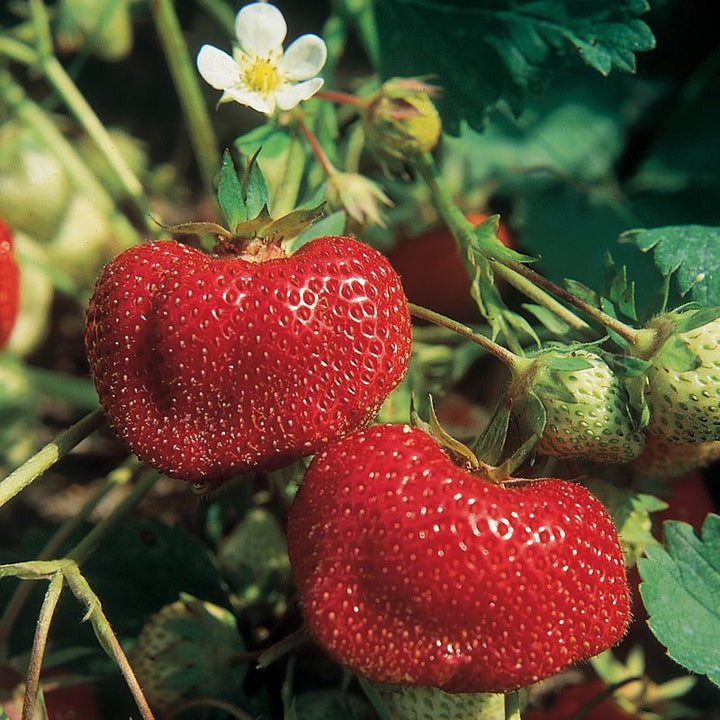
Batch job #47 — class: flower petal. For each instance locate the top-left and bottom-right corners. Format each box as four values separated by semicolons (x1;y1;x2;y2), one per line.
197;45;240;89
223;86;275;114
279;34;327;81
235;2;286;57
274;77;324;110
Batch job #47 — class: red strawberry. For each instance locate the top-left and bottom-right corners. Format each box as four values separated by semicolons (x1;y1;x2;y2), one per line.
85;236;411;482
524;678;635;720
0;219;20;350
387;212;514;322
287;423;630;693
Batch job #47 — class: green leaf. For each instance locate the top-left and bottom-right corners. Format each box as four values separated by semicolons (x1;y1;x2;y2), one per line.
638;515;720;686
622;226;720;305
374;0;654;134
218;150;246;229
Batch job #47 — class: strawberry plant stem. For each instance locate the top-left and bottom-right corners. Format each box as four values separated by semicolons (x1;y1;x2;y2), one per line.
67;467;160;565
316;89;367;108
150;0;221;208
408;302;531;373
298;118;337;176
273;130;307;216
196;0;235;34
21;1;155;231
505;690;522;720
21;572;63;720
415;152;642;345
0;459;139;659
0;409;105;509
63;565;155;720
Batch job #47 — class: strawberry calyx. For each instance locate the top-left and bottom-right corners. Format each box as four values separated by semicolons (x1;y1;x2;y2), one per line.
157;201;327;259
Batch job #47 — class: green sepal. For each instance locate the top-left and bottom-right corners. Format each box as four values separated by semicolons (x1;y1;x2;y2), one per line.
218;149;246;230
474;400;511;466
244;148;271;222
263;202;327;241
657;335;702;373
156;220;234;238
425;395;480;469
470;214;536;264
673;305;720;334
605;252;638;322
512;390;547;448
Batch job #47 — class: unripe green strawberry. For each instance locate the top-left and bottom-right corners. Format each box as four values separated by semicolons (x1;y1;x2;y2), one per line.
129;594;246;714
363;78;441;162
376;685;504;720
525;348;644;464
641;309;720;444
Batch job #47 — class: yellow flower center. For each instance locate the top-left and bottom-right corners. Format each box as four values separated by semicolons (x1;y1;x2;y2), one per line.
243;57;281;95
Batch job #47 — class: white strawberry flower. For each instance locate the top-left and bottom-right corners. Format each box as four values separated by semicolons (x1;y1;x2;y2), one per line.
196;2;327;114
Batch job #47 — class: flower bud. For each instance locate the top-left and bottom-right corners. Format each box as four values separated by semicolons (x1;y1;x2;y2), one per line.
363;78;441;162
326;171;392;227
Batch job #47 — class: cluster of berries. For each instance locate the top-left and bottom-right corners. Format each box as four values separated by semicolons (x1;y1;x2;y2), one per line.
82;231;679;705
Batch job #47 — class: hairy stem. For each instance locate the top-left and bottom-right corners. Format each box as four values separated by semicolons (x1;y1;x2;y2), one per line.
408;303;531;374
63;565;155;720
0;459;137;657
151;0;221;207
415;152;641;344
21;572;63;720
0;70;140;249
0;409;105;509
67;467;160;565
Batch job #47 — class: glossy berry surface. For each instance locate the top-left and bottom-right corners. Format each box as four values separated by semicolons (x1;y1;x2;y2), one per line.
0;219;20;350
287;424;630;693
85;236;411;482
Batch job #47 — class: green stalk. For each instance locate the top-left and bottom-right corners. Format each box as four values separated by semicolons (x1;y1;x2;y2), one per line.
21;572;64;720
0;38;152;232
408;303;532;375
505;690;522;720
0;409;105;509
62;565;155;720
67;467;160;565
195;0;235;35
0;459;138;658
414;152;643;344
150;0;221;206
0;70;140;249
273;129;308;216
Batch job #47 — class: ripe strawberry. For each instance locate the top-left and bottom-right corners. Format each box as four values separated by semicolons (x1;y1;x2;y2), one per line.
0;665;100;720
0;219;20;351
524;347;644;464
641;309;720;444
287;423;630;693
387;212;513;322
85;236;411;482
524;678;634;720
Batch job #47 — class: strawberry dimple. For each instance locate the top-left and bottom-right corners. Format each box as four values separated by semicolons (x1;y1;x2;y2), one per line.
85;237;411;481
287;424;630;693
